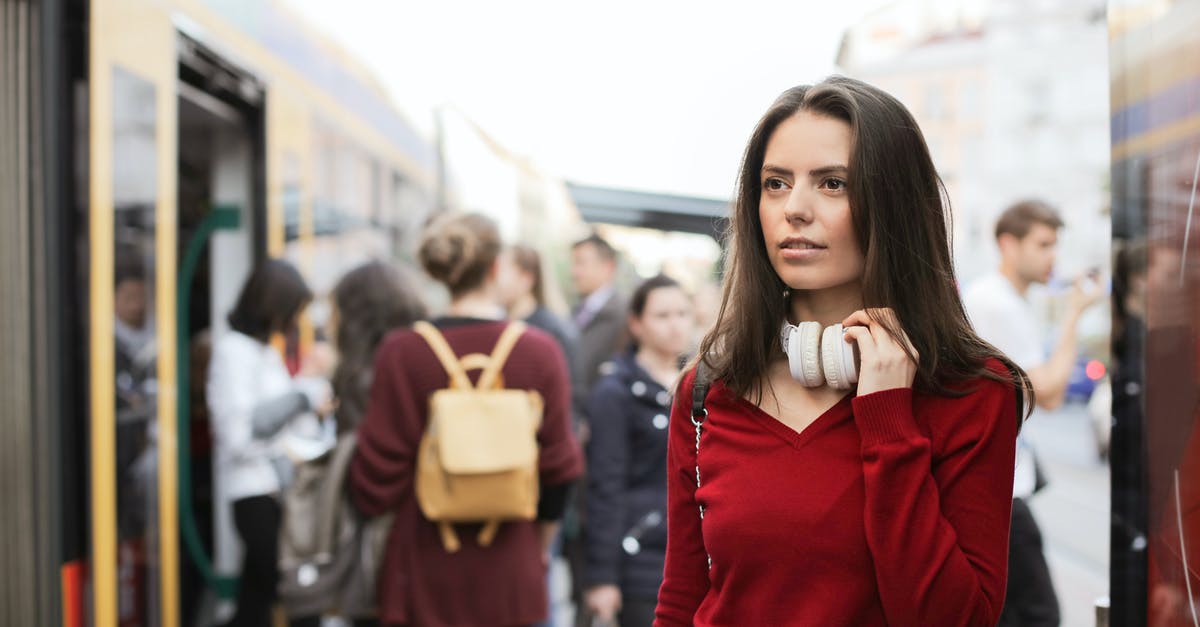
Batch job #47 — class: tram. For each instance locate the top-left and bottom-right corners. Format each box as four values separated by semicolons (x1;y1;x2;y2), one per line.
0;0;583;625
1108;0;1200;624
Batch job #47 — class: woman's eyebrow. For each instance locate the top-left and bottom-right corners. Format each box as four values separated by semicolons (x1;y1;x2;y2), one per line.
809;165;849;177
761;164;793;177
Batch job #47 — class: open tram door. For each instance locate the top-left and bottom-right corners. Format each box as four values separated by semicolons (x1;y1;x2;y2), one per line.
176;32;266;626
87;2;267;625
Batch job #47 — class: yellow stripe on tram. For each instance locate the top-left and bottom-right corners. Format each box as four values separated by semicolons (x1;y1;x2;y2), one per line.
88;4;117;622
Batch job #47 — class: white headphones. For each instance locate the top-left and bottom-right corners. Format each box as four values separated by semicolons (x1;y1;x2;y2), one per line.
780;321;860;390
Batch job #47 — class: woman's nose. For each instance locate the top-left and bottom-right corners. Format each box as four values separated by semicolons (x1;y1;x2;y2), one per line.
783;187;814;224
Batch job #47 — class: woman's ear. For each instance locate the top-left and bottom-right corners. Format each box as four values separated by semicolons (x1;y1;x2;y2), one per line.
627;312;643;344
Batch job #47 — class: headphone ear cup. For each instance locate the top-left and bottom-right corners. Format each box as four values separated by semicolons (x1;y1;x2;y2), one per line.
790;321;825;387
822;324;854;390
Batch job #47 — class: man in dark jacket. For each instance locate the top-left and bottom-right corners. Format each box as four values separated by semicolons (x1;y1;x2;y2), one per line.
570;234;628;400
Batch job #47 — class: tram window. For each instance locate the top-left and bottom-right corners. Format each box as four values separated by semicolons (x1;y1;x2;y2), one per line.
112;66;161;626
283;153;301;242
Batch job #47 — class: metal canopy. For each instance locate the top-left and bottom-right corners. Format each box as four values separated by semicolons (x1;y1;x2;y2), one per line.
566;181;730;241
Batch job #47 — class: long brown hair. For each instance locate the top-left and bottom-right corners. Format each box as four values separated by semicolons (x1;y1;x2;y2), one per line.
697;76;1031;410
509;244;546;306
331;261;426;432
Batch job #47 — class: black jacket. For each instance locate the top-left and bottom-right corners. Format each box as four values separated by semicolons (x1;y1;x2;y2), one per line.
583;350;673;600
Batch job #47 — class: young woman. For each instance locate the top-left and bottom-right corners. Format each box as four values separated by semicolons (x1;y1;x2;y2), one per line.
206;259;333;627
288;260;426;627
496;243;581;386
328;261;428;436
584;274;693;627
349;212;584;627
654;76;1029;626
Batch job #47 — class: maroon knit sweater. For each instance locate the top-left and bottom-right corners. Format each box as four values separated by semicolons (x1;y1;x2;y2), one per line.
350;320;583;627
655;359;1018;627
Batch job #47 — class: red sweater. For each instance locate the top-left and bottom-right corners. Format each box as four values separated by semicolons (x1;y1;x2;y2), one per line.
349;320;584;627
655;359;1018;627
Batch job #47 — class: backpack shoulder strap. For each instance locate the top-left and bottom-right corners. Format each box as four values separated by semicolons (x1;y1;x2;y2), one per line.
314;433;358;556
478;321;526;390
413;321;473;390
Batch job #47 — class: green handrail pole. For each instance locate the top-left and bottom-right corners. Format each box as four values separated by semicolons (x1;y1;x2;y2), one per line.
176;205;240;599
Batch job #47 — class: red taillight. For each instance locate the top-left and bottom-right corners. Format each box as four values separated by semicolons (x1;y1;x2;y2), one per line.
1086;360;1106;380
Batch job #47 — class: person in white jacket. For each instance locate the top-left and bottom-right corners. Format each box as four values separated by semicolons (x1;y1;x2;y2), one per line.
207;259;333;627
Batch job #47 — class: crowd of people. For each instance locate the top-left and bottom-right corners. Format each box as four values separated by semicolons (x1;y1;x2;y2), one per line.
206;211;705;626
203;75;1103;627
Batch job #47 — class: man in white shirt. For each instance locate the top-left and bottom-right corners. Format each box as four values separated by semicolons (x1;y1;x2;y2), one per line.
963;200;1103;627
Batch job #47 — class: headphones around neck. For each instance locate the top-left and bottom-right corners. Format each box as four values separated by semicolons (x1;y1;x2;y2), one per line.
780;321;860;390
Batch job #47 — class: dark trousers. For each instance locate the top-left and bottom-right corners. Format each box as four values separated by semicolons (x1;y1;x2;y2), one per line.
227;495;281;627
291;618;378;627
619;598;657;627
999;498;1061;627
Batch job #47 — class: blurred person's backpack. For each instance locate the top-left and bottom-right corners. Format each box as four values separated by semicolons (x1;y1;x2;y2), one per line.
412;320;543;553
277;432;391;619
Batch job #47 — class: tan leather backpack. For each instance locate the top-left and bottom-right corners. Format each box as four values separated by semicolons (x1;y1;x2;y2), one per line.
412;321;543;553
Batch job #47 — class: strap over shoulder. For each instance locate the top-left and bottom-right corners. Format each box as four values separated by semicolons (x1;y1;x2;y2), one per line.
413;321;473;389
413;320;527;391
477;322;526;390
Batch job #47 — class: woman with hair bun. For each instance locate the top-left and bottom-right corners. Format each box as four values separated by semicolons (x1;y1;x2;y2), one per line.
349;212;584;627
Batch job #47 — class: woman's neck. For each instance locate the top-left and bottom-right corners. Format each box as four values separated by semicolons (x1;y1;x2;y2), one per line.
636;345;681;388
447;290;504;320
508;293;538;321
787;282;864;327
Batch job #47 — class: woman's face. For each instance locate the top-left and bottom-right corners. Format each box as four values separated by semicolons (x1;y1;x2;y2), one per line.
630;286;694;358
758;111;865;293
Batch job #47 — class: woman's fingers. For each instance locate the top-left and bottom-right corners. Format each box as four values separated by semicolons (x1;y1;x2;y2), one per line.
841;308;919;362
841;324;877;364
842;310;919;394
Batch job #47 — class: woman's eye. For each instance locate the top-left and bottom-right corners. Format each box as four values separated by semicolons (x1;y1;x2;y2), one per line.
763;177;788;191
822;178;847;191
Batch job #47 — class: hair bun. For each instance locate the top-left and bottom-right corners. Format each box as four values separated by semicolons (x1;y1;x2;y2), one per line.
418;213;501;296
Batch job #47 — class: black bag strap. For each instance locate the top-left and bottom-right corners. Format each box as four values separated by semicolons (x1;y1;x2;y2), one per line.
692;359;712;421
690;359;713;569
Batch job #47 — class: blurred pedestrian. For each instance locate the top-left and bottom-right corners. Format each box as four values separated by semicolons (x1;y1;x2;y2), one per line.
584;274;692;627
571;234;628;394
496;243;581;627
963;199;1103;627
286;260;426;627
328;261;427;436
656;76;1026;626
1109;239;1148;625
567;233;628;623
498;244;581;385
207;259;333;627
349;212;583;627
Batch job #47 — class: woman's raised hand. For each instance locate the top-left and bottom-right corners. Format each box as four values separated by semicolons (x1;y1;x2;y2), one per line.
841;308;919;396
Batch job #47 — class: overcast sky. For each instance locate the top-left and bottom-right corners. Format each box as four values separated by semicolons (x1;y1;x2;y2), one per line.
283;0;890;199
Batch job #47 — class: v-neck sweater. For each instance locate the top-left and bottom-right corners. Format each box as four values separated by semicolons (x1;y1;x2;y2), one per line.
654;359;1018;627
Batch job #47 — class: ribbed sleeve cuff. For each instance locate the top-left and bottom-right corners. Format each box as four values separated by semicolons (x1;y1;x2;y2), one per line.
293;376;331;412
851;387;918;446
585;564;620;589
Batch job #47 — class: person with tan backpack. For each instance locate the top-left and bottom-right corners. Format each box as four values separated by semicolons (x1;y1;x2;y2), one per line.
349;213;584;627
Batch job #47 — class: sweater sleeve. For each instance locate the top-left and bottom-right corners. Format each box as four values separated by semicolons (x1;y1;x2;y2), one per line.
349;336;423;517
532;334;585;487
654;369;710;626
583;378;630;588
852;377;1018;626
